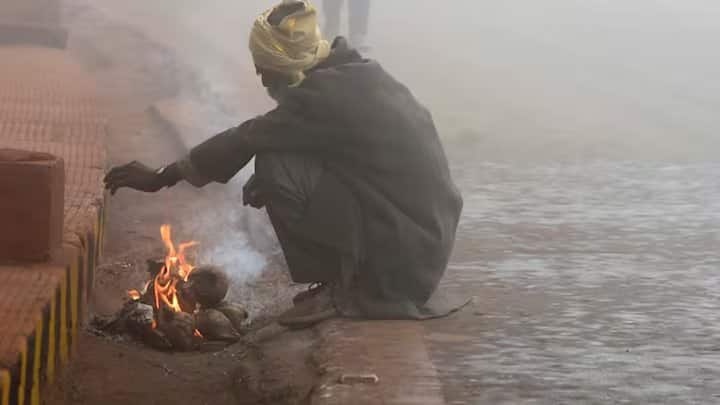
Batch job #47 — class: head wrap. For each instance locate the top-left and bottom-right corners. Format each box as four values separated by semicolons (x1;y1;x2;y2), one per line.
249;0;331;87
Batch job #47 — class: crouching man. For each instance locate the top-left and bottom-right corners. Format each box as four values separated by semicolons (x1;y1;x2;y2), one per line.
104;0;463;329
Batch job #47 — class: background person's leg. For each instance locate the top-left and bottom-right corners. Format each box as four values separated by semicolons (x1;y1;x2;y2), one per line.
322;0;343;40
348;0;370;48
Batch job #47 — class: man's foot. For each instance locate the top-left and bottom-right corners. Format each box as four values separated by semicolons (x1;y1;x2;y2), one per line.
279;287;338;329
292;282;328;306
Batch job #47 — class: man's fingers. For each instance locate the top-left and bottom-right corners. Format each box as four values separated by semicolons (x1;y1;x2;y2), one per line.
108;182;119;195
107;177;135;195
103;169;116;183
104;176;129;192
104;180;124;191
104;161;142;182
104;167;129;183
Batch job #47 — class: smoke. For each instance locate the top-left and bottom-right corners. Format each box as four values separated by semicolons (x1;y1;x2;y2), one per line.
181;196;268;282
76;0;279;288
86;0;720;161
80;0;720;290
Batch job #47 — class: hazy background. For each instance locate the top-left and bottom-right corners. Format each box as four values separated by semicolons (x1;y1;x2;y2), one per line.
84;0;720;161
72;0;720;295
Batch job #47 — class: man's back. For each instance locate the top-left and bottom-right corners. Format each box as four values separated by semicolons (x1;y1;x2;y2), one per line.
271;42;463;316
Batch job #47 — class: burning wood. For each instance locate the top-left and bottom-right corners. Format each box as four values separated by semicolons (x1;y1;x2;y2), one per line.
127;289;142;301
149;224;199;313
102;224;248;351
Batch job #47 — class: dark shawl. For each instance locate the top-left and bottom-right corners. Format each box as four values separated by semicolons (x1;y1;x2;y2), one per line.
184;40;464;319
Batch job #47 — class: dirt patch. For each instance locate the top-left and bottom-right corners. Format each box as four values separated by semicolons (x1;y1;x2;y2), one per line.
235;328;320;405
46;335;247;405
46;331;321;405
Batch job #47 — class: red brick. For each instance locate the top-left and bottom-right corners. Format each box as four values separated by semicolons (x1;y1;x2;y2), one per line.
0;148;64;262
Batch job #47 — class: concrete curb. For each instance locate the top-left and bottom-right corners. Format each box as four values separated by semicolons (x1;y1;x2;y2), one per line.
311;320;447;405
0;210;105;405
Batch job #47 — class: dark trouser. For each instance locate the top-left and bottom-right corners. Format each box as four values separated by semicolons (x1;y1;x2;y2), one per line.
323;0;370;41
254;153;341;284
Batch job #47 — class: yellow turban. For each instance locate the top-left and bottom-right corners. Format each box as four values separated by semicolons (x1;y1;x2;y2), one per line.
249;0;331;87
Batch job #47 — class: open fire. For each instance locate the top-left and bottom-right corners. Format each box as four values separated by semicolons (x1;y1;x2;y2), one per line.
127;224;203;338
97;224;248;351
128;225;196;312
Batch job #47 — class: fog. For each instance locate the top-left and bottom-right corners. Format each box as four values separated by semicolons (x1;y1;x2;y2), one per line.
87;0;720;161
72;0;720;299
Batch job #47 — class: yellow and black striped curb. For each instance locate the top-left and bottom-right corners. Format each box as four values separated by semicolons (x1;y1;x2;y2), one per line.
0;41;107;405
0;205;106;405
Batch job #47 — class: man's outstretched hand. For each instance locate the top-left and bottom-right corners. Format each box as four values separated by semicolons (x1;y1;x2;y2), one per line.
104;161;165;195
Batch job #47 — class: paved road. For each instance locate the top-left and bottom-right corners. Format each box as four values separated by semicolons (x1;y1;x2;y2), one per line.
429;155;720;404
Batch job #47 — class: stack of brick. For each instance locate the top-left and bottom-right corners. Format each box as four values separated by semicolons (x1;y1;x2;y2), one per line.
0;47;106;405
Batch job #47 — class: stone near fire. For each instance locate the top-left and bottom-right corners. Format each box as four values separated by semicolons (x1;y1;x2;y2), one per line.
158;308;196;351
185;265;229;308
215;301;249;333
0;149;64;261
126;302;154;330
195;308;241;342
122;302;173;349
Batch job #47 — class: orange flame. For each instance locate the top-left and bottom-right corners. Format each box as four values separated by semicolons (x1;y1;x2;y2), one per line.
153;224;199;313
126;281;151;301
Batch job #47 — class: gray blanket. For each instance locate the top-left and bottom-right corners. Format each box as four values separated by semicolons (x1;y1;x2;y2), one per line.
184;40;464;319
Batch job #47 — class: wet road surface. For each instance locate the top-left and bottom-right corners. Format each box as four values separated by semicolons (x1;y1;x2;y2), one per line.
428;158;720;404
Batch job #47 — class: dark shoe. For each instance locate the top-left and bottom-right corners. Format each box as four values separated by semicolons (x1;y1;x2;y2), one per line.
279;287;338;330
292;282;328;306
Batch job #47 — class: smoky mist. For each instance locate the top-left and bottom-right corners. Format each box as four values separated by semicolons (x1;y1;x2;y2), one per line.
88;0;720;161
79;0;720;305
